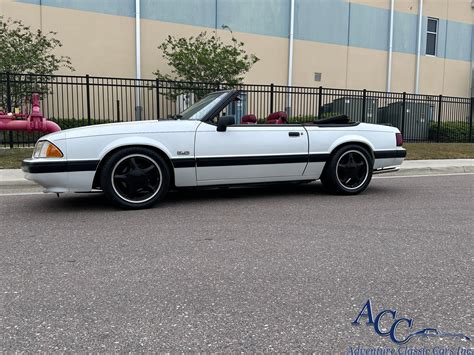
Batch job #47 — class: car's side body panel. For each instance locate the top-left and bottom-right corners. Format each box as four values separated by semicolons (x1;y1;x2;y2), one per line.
194;122;309;185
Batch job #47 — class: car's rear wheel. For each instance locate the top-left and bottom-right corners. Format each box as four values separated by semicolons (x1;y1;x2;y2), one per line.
320;145;373;195
100;147;170;209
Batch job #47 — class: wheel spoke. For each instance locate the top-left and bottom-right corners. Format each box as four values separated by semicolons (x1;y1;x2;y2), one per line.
118;165;129;174
146;183;156;191
143;165;155;174
130;157;139;169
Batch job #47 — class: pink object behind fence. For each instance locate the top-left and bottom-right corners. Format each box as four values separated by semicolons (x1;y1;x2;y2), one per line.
0;93;61;134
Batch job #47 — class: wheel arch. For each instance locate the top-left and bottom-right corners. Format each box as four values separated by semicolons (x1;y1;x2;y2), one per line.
328;136;375;160
92;144;176;190
321;138;375;177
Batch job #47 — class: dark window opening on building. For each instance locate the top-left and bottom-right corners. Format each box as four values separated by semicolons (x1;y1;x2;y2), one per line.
426;18;438;56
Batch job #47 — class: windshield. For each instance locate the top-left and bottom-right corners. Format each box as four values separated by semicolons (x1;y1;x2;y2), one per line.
177;91;229;120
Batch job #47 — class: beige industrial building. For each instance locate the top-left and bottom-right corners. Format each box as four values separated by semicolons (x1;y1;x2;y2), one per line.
1;0;473;97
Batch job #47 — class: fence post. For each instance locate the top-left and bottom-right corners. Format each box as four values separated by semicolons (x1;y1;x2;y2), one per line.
270;83;274;114
156;79;160;120
116;100;121;122
85;74;91;126
401;92;406;136
318;86;323;119
6;72;12;112
6;72;13;148
361;89;367;122
469;97;473;143
437;95;443;142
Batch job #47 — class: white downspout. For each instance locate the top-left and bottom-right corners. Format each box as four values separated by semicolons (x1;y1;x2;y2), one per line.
135;0;142;120
386;0;394;92
415;0;423;94
471;19;474;97
287;0;295;114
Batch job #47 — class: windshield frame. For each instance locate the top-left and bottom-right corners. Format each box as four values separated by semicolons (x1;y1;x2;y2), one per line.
176;90;238;122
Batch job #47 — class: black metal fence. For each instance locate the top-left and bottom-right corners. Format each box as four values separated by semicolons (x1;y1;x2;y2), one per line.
1;72;472;147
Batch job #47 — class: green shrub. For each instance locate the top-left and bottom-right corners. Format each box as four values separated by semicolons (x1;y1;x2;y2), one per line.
428;122;472;143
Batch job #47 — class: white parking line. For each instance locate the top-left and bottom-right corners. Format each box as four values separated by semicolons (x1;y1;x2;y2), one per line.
374;172;474;179
0;192;44;197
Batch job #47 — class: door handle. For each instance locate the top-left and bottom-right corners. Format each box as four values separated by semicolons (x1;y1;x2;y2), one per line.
289;132;301;137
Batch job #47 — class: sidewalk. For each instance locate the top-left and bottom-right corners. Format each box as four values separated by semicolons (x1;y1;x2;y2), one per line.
1;159;473;188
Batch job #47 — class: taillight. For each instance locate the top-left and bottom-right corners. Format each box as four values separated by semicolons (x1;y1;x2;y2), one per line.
396;133;403;146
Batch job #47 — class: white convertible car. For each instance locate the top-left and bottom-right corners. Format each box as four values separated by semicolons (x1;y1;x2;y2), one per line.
22;90;406;209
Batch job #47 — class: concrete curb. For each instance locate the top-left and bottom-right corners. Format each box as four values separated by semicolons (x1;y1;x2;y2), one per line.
0;169;36;187
1;159;474;188
393;159;474;176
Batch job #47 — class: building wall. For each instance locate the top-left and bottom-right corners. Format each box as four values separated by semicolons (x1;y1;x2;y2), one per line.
1;0;473;97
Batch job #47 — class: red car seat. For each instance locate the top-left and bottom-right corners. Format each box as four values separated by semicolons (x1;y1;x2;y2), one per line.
266;111;288;124
241;114;257;124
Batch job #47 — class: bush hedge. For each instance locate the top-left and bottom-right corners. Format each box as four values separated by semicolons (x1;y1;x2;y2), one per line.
428;122;472;143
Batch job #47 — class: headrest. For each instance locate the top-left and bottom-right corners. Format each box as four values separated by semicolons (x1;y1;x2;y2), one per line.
241;114;257;124
266;111;288;122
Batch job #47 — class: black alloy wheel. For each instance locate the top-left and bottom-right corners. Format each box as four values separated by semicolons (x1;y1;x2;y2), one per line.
336;150;369;190
320;145;373;195
100;148;170;209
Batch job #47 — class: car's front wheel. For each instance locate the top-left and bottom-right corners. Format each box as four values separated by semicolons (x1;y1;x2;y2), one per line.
100;147;170;209
320;145;373;195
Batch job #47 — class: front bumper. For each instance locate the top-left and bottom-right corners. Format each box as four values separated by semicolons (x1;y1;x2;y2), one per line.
22;159;99;174
22;159;99;193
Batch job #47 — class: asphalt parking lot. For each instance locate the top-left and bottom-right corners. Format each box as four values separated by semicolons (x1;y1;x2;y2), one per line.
1;174;473;352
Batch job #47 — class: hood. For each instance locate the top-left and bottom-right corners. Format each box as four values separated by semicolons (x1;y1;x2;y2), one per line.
61;119;201;139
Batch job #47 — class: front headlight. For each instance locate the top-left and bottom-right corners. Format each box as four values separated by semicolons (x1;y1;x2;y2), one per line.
33;140;64;158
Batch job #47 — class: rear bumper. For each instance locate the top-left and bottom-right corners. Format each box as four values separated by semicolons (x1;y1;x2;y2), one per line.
373;149;406;159
372;149;406;174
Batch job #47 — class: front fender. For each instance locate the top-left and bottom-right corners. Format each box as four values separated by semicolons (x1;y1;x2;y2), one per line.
98;136;174;161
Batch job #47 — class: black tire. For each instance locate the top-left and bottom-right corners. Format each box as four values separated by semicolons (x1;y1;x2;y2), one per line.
320;144;373;195
100;147;170;209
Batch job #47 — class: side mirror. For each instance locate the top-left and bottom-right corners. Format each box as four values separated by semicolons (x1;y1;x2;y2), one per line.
216;115;235;132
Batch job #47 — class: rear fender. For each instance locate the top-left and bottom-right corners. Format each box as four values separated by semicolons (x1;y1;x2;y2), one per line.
328;135;375;157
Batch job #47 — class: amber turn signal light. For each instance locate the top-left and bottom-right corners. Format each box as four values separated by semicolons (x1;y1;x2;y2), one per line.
45;143;63;158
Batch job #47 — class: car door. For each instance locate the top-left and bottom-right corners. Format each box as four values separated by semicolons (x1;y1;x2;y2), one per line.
194;121;309;185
